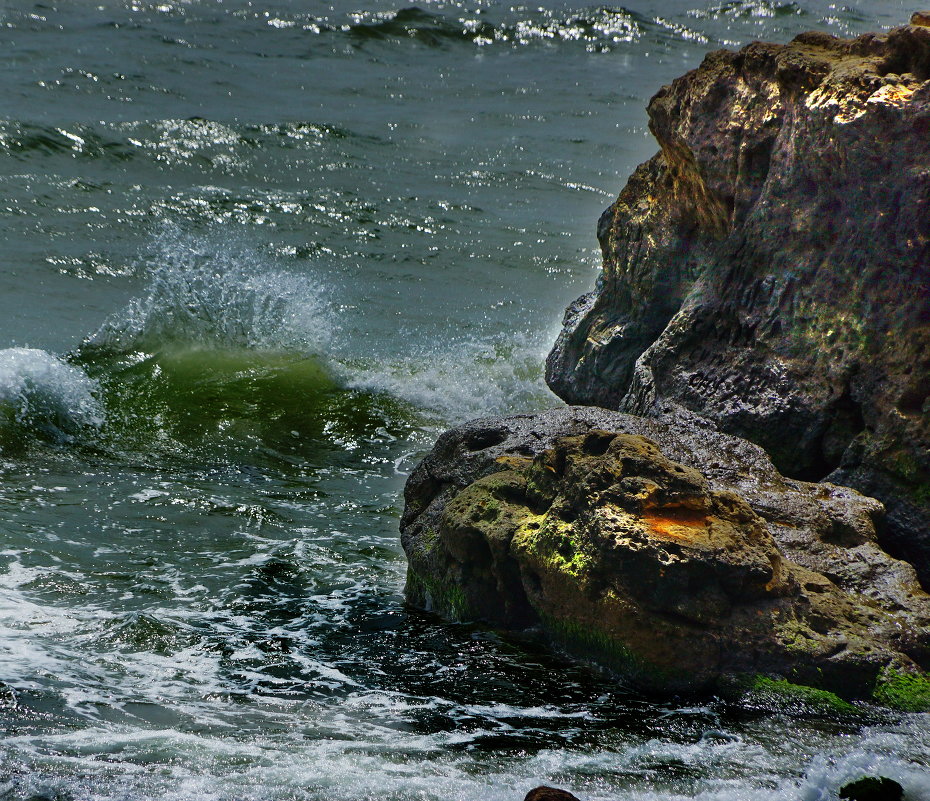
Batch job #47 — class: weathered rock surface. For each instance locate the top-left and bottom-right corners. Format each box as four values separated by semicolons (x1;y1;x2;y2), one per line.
544;18;930;583
401;407;930;699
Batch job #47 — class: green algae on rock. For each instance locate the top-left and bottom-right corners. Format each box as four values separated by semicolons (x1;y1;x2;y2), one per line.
400;408;930;700
742;677;857;715
872;667;930;711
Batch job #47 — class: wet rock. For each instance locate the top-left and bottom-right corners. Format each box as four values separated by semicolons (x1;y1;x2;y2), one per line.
839;776;904;801
0;681;17;712
401;407;930;699
523;789;581;801
544;17;930;585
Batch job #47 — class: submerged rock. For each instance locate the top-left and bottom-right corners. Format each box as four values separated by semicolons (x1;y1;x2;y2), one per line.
523;789;581;801
839;776;904;801
544;16;930;584
401;407;930;700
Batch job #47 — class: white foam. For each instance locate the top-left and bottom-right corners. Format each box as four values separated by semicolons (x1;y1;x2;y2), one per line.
3;711;928;801
0;348;104;442
342;331;558;423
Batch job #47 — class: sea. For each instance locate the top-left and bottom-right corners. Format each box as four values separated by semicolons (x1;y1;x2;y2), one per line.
0;1;927;799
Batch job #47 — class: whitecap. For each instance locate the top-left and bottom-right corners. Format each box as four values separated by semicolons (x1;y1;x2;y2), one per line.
82;227;333;356
0;348;104;445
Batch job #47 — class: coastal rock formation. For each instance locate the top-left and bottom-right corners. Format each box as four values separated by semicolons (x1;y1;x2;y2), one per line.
545;16;930;583
401;407;930;700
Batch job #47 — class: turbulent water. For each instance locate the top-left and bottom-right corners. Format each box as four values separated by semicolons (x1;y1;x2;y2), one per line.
0;1;927;799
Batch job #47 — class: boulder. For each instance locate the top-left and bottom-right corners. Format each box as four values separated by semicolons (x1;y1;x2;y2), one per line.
839;777;904;801
523;789;581;801
544;17;930;584
401;407;930;701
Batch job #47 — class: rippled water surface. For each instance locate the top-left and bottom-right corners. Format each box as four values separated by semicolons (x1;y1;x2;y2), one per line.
0;1;927;799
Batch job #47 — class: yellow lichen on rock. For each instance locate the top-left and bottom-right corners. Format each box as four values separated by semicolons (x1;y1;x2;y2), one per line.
867;83;917;105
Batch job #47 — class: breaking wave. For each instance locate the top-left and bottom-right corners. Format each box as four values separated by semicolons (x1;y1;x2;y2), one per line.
0;348;104;448
82;231;333;356
342;332;557;424
78;229;552;429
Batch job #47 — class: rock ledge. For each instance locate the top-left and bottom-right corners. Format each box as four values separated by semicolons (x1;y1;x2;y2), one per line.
401;408;930;701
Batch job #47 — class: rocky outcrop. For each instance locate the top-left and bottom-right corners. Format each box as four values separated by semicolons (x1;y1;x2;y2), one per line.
401;407;930;701
840;777;904;801
545;16;930;584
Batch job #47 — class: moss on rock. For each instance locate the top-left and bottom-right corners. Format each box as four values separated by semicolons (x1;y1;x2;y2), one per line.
873;669;930;712
747;676;857;715
405;567;471;621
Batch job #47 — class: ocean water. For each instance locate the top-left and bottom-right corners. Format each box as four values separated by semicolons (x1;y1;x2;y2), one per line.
0;1;927;799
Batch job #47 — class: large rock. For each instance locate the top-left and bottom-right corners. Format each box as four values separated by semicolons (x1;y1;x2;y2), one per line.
544;17;930;584
401;407;930;700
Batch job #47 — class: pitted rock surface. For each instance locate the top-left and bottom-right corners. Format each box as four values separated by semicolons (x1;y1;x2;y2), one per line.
402;408;930;696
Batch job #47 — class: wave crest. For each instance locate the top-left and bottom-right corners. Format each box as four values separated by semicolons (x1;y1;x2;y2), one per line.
341;6;642;50
82;231;332;356
0;348;104;447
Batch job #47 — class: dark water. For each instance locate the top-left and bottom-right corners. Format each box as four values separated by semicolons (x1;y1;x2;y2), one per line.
0;1;927;799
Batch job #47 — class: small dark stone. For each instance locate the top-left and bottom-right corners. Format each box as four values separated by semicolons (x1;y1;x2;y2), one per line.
523;788;581;801
839;776;904;801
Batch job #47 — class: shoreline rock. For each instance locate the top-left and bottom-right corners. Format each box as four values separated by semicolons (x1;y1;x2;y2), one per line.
524;789;581;801
544;17;930;584
401;407;930;703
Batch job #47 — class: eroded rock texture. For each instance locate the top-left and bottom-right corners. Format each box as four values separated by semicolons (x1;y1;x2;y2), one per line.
545;18;930;582
401;408;930;698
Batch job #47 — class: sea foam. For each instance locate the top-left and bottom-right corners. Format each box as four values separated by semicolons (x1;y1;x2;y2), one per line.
0;348;104;445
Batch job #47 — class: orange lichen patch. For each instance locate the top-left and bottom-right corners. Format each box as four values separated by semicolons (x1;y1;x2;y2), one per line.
494;455;532;470
642;507;709;541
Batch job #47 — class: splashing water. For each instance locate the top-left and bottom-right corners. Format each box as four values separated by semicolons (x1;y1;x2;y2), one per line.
0;348;104;447
341;331;557;424
77;228;554;427
82;231;333;357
